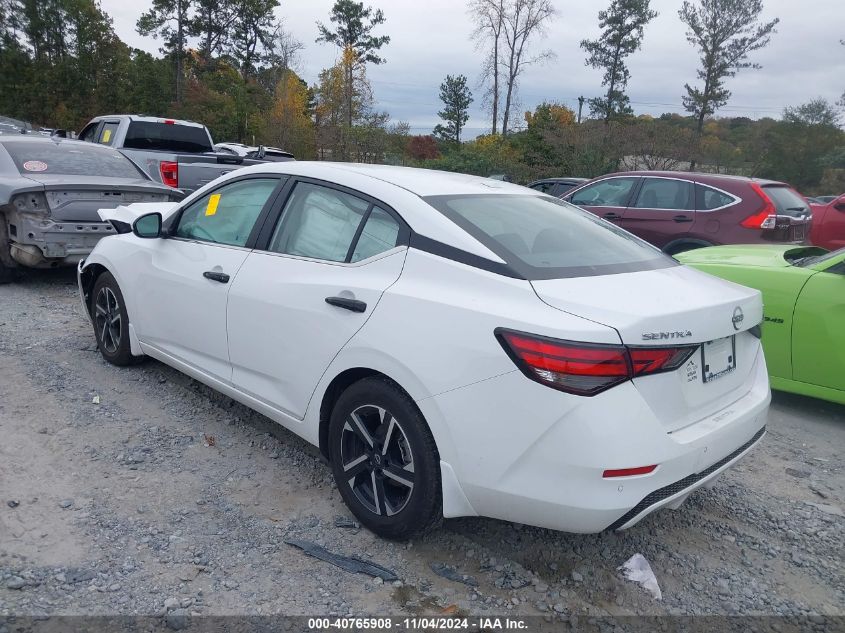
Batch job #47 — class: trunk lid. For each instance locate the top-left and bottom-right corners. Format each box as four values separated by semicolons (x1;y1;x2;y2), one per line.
531;265;765;432
20;175;174;222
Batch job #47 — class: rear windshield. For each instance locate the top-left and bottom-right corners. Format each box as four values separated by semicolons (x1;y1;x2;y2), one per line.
124;121;212;153
423;194;675;280
2;141;146;179
763;185;810;217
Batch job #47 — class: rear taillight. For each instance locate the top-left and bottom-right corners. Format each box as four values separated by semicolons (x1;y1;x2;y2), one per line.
496;329;696;396
159;161;178;188
741;183;777;229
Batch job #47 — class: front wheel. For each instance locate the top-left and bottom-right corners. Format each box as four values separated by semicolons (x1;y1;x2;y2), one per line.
328;377;442;539
91;272;137;366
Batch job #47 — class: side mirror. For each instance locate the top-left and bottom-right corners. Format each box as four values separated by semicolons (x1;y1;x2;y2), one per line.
834;201;845;212
133;212;162;239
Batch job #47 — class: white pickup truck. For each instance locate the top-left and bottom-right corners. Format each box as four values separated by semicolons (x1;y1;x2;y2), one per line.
77;115;294;195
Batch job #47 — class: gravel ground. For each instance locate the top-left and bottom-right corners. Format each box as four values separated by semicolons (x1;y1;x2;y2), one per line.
1;268;843;622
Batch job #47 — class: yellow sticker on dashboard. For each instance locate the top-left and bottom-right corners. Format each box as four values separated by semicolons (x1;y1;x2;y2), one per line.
205;194;221;216
101;129;112;143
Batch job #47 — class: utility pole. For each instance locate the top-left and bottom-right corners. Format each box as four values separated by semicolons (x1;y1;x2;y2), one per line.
577;96;585;124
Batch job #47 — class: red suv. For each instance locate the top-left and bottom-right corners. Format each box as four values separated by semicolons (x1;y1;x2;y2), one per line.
562;171;812;254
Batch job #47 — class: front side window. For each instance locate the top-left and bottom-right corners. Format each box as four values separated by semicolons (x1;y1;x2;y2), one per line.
174;178;278;247
269;182;400;263
424;194;674;280
633;178;692;210
530;181;555;193
78;123;100;143
569;177;638;207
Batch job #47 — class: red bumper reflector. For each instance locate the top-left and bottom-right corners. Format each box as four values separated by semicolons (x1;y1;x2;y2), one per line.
603;465;657;478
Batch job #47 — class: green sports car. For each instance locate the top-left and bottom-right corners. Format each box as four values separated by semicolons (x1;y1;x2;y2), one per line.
678;245;845;405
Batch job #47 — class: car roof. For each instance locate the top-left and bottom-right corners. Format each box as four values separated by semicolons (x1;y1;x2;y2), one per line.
530;177;588;184
0;136;115;149
237;161;536;197
88;115;206;128
598;170;787;187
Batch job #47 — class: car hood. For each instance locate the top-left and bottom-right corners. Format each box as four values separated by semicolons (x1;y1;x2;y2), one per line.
675;244;821;269
531;264;762;345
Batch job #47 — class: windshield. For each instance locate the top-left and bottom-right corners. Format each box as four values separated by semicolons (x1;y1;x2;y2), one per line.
763;185;810;218
3;141;147;179
423;194;675;280
792;247;845;268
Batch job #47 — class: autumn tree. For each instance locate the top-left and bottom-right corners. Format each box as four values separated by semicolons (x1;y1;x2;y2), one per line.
499;0;556;135
316;0;389;129
136;0;192;102
407;135;440;161
581;0;657;123
265;69;315;159
434;74;473;144
679;0;778;138
468;0;506;134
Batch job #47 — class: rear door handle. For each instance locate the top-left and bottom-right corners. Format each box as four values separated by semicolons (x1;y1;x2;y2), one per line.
603;212;622;221
325;296;367;313
673;215;693;223
203;271;230;283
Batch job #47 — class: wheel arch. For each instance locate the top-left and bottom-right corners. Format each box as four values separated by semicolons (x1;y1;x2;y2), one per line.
663;237;714;256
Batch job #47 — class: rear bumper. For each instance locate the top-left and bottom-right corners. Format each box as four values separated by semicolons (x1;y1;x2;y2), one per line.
606;425;765;530
7;212;115;267
422;344;770;533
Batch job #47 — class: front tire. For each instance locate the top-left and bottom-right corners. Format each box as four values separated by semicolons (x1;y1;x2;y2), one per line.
91;272;136;366
328;377;442;539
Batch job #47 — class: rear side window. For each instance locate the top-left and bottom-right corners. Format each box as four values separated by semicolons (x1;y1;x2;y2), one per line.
424;194;674;280
763;186;810;217
633;178;692;210
175;178;278;247
269;182;400;263
98;122;119;146
569;177;638;207
2;141;145;179
696;184;736;210
123;121;213;153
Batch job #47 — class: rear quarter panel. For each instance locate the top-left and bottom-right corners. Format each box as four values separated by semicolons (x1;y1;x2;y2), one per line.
679;262;811;381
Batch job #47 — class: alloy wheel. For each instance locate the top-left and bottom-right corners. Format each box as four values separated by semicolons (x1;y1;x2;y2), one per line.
94;287;122;354
339;405;415;517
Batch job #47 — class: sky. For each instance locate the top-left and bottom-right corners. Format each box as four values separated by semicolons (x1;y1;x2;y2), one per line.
100;0;845;137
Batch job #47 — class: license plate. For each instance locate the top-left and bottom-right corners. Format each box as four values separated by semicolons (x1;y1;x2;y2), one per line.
702;336;736;383
793;225;806;240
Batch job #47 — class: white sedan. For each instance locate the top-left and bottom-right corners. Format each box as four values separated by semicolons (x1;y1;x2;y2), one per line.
78;162;770;538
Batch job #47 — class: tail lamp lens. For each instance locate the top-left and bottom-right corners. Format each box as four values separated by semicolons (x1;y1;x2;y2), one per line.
159;161;179;188
496;329;696;396
741;183;777;229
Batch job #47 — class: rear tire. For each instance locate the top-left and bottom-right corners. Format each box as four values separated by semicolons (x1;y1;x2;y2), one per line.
328;377;442;540
91;272;137;366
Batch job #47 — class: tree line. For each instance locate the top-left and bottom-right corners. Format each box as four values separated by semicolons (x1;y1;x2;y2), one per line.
0;0;842;193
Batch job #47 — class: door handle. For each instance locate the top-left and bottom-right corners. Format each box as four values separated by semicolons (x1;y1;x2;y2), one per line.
603;212;622;220
203;271;230;283
325;296;367;313
673;215;693;223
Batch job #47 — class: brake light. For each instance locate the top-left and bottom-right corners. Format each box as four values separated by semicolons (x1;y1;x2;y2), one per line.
163;119;175;125
496;329;696;396
159;161;178;188
741;183;777;229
